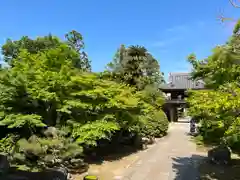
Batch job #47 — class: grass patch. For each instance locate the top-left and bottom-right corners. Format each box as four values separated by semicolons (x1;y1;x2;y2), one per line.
191;134;219;152
192;134;204;145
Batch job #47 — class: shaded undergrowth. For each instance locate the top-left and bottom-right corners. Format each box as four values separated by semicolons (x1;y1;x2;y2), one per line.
199;158;240;180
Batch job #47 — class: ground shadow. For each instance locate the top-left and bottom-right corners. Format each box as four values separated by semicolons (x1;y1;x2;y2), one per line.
172;155;240;180
83;132;149;165
84;144;141;165
185;132;198;137
172;155;206;180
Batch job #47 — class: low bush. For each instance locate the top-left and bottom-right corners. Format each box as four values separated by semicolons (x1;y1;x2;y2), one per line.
140;111;168;138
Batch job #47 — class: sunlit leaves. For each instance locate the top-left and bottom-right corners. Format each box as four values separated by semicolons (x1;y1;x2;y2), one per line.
187;22;240;151
0;114;45;129
0;32;169;170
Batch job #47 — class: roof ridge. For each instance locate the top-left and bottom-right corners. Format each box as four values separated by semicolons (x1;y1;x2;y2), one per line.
170;72;190;74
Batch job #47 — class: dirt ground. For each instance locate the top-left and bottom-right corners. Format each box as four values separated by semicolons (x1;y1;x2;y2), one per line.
72;153;139;180
71;121;240;180
72;120;203;180
71;142;158;180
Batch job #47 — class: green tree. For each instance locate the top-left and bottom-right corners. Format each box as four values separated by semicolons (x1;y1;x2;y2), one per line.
1;30;91;71
0;35;168;170
105;44;165;90
187;20;240;153
65;30;91;71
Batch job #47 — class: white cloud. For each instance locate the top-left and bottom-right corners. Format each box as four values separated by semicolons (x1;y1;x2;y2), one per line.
166;25;188;33
151;37;183;47
151;21;206;48
151;41;166;47
166;21;206;33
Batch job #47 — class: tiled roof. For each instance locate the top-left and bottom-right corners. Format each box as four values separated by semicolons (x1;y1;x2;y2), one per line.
160;72;205;90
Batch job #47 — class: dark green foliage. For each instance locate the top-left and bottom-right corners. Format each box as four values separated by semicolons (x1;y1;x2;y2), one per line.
10;128;84;171
105;44;165;90
65;30;91;71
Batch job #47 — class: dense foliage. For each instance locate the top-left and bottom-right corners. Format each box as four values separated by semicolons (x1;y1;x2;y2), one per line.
187;20;240;153
0;31;168;171
2;30;91;71
104;44;165;90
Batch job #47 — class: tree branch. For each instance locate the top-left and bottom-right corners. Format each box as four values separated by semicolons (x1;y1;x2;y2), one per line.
229;0;240;8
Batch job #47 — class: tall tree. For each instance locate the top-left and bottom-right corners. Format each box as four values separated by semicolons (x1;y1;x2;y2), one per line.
65;30;91;71
106;44;164;90
1;30;91;71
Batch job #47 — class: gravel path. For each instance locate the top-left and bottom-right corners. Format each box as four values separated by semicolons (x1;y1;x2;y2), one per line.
118;119;205;180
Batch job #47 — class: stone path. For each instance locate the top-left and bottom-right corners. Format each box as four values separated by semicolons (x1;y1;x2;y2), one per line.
118;118;205;180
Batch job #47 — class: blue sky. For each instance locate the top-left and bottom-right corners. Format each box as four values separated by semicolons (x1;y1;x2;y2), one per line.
0;0;239;80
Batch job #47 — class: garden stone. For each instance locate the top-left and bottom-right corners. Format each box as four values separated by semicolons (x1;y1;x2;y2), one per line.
208;145;231;165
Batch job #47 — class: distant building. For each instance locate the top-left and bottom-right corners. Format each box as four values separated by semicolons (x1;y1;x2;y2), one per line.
160;72;205;90
159;72;205;122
